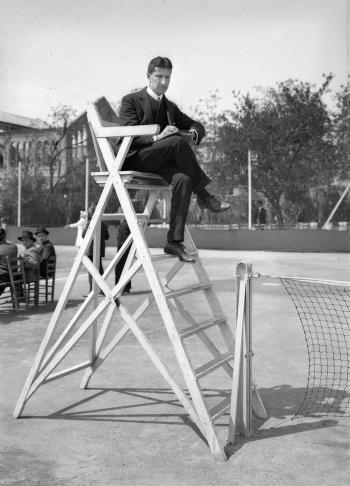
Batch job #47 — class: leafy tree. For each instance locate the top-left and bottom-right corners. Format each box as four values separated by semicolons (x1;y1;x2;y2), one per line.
215;75;337;225
327;77;350;222
44;104;78;194
0;164;65;225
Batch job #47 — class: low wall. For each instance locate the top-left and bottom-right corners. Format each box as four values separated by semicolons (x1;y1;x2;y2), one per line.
7;225;349;252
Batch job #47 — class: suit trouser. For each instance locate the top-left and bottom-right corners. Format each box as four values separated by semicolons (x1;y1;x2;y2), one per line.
115;220;132;292
123;135;211;242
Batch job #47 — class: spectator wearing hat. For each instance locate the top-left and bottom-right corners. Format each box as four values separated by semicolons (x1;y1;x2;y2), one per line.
18;230;41;282
0;228;18;295
34;226;56;277
65;210;88;248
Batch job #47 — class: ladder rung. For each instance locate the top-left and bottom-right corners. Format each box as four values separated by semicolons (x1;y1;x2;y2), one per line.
179;317;226;339
101;213;151;221
195;352;234;380
166;283;211;299
151;250;197;262
209;396;231;421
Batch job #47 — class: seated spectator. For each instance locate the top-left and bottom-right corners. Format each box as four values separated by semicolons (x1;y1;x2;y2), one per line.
0;217;8;232
34;226;56;277
0;228;18;295
18;230;41;281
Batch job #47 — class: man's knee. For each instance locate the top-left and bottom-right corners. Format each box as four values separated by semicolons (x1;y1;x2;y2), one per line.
171;173;192;192
167;135;192;153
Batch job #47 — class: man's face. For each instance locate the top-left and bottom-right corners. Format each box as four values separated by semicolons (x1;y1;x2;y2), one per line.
148;67;172;96
21;237;34;249
36;232;46;244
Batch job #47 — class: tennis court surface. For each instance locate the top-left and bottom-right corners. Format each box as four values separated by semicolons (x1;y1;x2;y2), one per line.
1;247;349;486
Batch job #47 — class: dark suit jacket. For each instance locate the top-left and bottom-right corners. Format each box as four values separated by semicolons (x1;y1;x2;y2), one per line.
119;87;205;156
0;242;18;275
38;240;56;262
84;221;110;258
38;240;56;277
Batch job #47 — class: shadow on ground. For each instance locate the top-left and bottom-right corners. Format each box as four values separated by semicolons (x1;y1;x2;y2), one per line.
20;384;347;460
0;299;87;324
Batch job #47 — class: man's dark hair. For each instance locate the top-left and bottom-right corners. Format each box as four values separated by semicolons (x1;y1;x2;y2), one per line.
257;200;263;205
147;57;172;75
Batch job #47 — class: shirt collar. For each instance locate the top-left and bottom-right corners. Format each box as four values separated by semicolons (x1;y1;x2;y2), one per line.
147;86;163;102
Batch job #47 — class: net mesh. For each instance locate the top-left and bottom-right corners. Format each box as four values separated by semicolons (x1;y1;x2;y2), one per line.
280;278;350;417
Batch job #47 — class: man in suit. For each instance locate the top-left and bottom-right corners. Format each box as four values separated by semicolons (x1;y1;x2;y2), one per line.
17;230;40;282
0;227;18;295
119;56;229;262
34;226;56;277
253;200;267;229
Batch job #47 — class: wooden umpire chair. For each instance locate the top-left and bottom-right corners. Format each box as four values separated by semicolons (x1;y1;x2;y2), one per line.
0;256;28;311
38;256;56;304
14;101;266;461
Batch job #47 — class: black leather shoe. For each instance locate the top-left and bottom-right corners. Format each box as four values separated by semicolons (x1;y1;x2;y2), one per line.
164;242;195;263
197;195;230;213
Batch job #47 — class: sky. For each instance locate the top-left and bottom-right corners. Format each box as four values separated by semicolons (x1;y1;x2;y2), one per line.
0;0;348;121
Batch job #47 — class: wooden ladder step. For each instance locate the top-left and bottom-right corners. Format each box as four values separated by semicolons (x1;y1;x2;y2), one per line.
151;250;197;262
195;352;234;380
165;283;211;299
101;213;149;221
209;396;231;422
179;317;226;339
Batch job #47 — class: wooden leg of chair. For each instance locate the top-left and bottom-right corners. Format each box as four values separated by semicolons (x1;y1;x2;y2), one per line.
11;287;19;312
35;280;39;307
23;284;29;310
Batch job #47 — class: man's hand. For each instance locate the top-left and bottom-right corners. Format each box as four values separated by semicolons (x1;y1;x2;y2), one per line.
177;130;195;143
157;125;179;140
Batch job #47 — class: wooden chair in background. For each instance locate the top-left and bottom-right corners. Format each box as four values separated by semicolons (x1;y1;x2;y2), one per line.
0;256;28;311
38;255;56;304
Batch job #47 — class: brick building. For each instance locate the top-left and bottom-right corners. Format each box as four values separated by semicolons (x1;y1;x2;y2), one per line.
0;97;118;184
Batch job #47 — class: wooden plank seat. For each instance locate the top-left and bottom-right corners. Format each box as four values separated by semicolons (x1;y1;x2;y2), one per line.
91;170;169;188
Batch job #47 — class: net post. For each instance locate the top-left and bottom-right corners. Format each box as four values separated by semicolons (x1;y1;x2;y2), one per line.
228;262;253;443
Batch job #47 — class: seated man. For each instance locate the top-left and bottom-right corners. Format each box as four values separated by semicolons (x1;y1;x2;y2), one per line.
119;56;230;263
34;226;56;277
0;228;18;295
18;230;41;282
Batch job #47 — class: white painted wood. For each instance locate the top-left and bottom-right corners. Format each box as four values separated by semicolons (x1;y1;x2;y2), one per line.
44;361;92;383
94;124;159;138
228;278;246;444
15;102;254;462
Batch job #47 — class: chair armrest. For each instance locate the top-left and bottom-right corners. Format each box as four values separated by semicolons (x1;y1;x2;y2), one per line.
94;124;160;138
